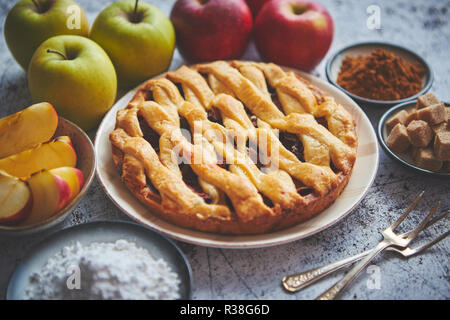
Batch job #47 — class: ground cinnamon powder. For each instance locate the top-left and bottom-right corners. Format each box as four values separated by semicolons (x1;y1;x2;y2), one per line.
337;49;426;101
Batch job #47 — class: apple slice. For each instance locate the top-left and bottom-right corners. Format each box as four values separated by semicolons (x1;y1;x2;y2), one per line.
0;170;32;225
0;136;77;178
0;102;58;158
22;170;71;226
50;167;84;202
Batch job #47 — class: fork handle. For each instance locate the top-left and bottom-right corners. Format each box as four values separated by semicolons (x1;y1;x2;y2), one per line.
282;250;370;292
316;241;391;300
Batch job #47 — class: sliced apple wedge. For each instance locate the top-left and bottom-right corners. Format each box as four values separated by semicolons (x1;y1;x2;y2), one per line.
22;170;71;226
50;167;84;202
0;136;77;178
0;170;32;225
0;102;58;158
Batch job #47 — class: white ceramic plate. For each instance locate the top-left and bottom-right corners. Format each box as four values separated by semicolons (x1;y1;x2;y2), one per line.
95;68;379;249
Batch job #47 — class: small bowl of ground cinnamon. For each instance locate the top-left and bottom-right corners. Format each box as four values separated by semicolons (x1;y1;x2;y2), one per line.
326;42;433;106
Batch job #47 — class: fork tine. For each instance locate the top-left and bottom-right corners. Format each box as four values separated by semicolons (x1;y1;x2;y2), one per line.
391;190;425;231
425;209;449;228
401;209;449;238
406;201;440;241
407;229;450;256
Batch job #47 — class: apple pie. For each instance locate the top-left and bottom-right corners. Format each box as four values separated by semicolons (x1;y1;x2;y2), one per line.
110;61;357;234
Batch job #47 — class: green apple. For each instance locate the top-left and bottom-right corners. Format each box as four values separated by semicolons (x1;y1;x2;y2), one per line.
90;0;175;89
4;0;90;70
28;35;117;131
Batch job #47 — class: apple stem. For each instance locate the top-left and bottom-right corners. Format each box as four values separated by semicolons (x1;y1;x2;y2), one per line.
31;0;42;12
132;0;140;22
47;49;68;60
292;4;308;15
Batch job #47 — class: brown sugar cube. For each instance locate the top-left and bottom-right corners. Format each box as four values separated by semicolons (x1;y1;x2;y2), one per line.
405;110;418;125
446;107;450;121
432;121;449;134
386;123;410;153
433;131;450;161
406;120;433;147
417;103;447;125
417;92;440;109
386;110;409;130
413;147;443;171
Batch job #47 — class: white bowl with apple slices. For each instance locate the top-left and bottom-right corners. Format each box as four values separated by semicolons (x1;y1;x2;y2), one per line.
0;117;96;236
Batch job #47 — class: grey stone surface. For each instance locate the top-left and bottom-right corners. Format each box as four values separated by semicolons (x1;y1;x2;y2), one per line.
0;0;448;300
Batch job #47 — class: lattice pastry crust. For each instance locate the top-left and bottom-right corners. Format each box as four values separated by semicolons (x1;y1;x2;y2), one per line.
110;61;357;234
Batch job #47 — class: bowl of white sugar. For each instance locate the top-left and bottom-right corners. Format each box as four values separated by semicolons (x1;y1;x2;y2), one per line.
6;221;192;300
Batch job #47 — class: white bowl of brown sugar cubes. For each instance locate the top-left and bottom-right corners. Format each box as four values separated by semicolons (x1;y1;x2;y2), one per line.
378;92;450;176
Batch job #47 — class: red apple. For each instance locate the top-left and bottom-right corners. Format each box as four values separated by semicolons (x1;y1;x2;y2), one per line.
254;0;334;71
245;0;270;18
170;0;253;63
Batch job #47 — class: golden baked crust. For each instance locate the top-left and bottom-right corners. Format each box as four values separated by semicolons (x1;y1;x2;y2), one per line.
110;61;358;234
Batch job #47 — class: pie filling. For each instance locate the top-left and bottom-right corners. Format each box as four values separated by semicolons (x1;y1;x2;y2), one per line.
139;116;160;153
279;132;305;162
179;163;213;204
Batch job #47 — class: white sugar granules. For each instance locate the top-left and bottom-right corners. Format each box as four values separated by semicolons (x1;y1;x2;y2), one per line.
24;239;181;300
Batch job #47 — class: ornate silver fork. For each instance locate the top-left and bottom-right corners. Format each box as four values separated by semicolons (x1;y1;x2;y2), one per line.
315;192;441;299
285;191;442;299
282;208;449;293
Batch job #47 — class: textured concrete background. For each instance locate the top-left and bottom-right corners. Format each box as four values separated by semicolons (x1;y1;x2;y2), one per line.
0;0;449;300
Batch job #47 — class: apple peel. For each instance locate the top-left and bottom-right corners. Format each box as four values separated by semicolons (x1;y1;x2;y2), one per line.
50;167;84;202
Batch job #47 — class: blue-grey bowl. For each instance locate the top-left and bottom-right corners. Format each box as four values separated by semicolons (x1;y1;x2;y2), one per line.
378;100;449;177
326;41;434;106
7;220;193;300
